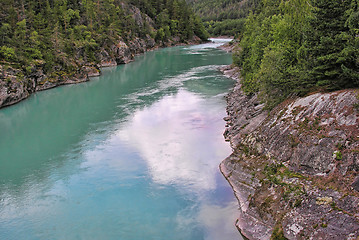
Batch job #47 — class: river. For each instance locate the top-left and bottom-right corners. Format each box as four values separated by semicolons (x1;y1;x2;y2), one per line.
0;39;241;240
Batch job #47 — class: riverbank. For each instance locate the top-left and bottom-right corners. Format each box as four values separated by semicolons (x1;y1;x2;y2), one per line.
220;65;359;239
0;40;239;240
216;38;239;53
0;36;203;109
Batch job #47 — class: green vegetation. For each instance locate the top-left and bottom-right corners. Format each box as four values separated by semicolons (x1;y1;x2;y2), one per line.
320;222;328;228
334;150;343;160
203;19;245;37
270;224;288;240
0;0;208;78
262;163;305;208
188;0;258;22
233;0;359;108
188;0;259;36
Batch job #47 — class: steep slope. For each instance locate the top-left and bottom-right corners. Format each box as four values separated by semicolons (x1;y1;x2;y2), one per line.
187;0;259;36
187;0;253;21
219;1;359;238
232;0;359;109
0;0;208;108
221;66;359;239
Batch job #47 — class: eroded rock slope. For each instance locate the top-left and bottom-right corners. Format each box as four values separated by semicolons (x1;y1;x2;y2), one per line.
220;65;359;240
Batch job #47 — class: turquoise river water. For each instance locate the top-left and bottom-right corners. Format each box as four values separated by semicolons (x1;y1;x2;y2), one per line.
0;39;242;240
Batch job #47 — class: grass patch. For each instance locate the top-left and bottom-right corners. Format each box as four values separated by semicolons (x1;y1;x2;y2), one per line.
270;224;288;240
263;163;306;208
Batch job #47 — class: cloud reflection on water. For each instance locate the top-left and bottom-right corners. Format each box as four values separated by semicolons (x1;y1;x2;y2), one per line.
116;88;241;239
0;38;241;240
118;89;231;192
198;201;240;240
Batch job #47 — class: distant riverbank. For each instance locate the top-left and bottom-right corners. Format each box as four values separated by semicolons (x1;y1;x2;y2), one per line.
0;36;204;109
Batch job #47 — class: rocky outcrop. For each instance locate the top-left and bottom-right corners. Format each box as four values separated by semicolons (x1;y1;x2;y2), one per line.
0;63;100;107
0;1;205;109
220;65;359;239
0;33;201;109
112;40;134;64
0;66;31;107
217;39;239;53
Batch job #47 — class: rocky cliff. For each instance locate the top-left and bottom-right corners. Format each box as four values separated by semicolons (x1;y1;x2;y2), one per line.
220;65;359;240
0;38;118;108
0;2;203;109
0;35;202;109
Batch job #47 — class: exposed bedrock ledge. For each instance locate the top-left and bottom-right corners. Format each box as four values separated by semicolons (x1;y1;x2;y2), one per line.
0;63;97;108
0;35;202;109
220;65;359;240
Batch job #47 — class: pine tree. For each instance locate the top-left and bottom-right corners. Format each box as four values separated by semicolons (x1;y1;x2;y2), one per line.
307;0;359;90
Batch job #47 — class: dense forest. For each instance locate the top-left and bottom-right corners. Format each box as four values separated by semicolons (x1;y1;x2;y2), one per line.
188;0;259;36
0;0;208;80
233;0;359;108
2;0;358;110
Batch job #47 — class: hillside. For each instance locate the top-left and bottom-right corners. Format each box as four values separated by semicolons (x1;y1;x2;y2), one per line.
187;0;254;21
187;0;259;36
0;0;208;108
233;0;359;108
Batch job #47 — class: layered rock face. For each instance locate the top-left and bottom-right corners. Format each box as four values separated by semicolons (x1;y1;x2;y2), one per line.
0;30;204;109
0;30;156;108
0;63;97;108
220;65;359;239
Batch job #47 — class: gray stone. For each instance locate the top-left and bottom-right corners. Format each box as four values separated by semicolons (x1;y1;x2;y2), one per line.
220;65;359;240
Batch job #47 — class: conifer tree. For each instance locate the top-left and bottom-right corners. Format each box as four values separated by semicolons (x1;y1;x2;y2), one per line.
307;0;359;89
0;0;208;76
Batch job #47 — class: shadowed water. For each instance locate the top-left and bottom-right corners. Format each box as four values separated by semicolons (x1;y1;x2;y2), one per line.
0;39;242;240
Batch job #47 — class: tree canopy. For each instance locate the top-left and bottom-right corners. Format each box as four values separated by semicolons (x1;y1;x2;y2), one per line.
233;0;359;108
188;0;259;36
0;0;208;76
